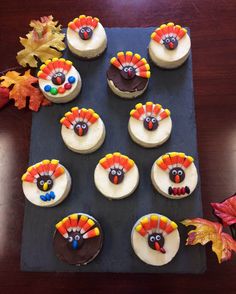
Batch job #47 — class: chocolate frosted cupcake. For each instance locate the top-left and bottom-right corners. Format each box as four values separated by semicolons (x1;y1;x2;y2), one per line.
53;213;103;265
107;51;151;99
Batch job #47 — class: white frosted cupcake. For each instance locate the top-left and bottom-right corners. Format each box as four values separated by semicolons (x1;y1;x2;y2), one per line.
151;152;198;199
67;15;107;59
94;152;139;199
38;58;82;103
22;159;71;207
131;213;180;266
149;22;191;69
60;107;105;154
128;102;172;148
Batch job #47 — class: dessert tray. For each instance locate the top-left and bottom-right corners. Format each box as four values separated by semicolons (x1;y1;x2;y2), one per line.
21;27;206;273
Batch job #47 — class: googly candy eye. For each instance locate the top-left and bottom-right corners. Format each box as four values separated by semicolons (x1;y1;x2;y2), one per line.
165;38;170;43
40;180;44;185
156;235;161;241
172;170;177;176
74;235;80;241
146;117;151;122
178;170;183;176
111;170;116;175
68;236;73;242
150;236;155;242
151;117;156;123
117;170;122;176
81;28;85;33
82;124;87;129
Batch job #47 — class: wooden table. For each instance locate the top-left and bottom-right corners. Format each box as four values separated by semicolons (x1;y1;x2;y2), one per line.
0;0;235;293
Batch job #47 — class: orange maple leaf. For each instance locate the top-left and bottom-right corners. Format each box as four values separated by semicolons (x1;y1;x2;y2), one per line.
0;70;51;111
182;218;236;263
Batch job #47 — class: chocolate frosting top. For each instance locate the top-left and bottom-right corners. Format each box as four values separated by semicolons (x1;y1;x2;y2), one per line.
107;65;148;92
53;220;103;265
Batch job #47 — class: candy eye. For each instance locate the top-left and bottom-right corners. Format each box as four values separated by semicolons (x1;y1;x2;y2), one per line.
68;236;73;242
74;235;80;241
86;28;91;32
172;170;177;176
40;180;44;185
117;170;122;176
111;170;116;175
150;236;155;242
81;28;85;33
129;66;133;71
146;117;150;122
82;124;86;129
171;37;175;42
151;118;156;123
47;179;52;184
156;235;161;241
124;67;128;72
178;170;183;176
165;38;170;43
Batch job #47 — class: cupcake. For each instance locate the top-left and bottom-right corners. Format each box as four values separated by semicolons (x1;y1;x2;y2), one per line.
60;107;105;154
94;152;139;199
107;51;151;99
131;213;180;266
67;15;107;59
151;152;198;199
21;159;71;207
128;102;172;148
53;213;103;265
149;23;191;69
38;58;82;103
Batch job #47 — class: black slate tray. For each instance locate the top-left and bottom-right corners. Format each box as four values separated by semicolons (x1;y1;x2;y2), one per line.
21;27;206;273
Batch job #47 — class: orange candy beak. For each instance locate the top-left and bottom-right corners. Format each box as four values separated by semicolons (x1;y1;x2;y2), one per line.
113;175;118;185
174;174;180;183
148;121;153;130
83;31;89;39
155;242;166;253
78;127;83;136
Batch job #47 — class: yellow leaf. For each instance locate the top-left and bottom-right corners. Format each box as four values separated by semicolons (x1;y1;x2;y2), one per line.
16;15;65;68
181;218;236;263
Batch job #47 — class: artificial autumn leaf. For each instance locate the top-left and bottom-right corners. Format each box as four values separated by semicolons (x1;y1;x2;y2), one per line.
16;15;65;68
0;70;51;111
0;87;9;109
181;218;236;263
211;193;236;226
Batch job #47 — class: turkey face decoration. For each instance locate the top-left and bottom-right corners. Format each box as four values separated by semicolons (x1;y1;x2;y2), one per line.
156;152;194;196
163;36;178;50
109;168;124;185
36;175;54;192
135;214;178;254
169;167;185;183
68;15;99;41
56;214;100;251
22;159;65;202
110;51;151;80
130;102;170;132
99;152;134;185
148;232;166;253
38;58;77;96
143;116;158;131
151;22;187;51
60;107;99;137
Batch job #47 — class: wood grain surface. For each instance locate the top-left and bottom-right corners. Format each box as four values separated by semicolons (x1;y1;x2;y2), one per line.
0;0;235;293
